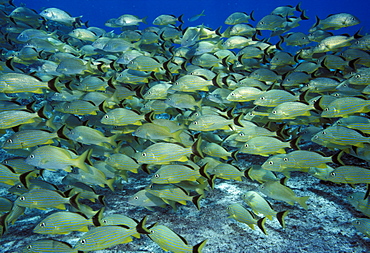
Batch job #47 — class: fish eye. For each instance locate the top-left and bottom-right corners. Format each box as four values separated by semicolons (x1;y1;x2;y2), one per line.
29;154;35;159
6;139;13;143
248;112;254;116
238;132;245;136
283;158;289;162
104;115;109;119
20;196;25;201
355;74;361;78
260;21;265;25
154;174;160;178
245;143;248;147
40;222;45;227
330;172;336;177
231;92;235;96
142;153;147;157
134;196;139;200
193;121;198;125
80;239;86;244
260;96;265;100
268;161;273;165
174;82;179;85
103;219;108;223
147;91;151;94
27;245;32;249
272;110;277;114
17;184;22;188
322;131;326;135
324;108;329;111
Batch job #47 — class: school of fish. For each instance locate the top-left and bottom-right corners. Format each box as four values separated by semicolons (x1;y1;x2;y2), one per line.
0;0;369;252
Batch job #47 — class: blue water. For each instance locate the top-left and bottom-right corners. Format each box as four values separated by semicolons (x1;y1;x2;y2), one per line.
14;0;370;35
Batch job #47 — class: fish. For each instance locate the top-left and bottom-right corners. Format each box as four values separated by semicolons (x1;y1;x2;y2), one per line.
21;239;78;253
226;87;264;102
256;14;288;31
101;108;148;126
239;136;297;157
352;218;370;237
40;7;83;26
227;203;267;234
245;165;278;183
114;14;147;26
259;180;309;209
153;14;183;25
262;150;335;172
54;100;100;115
310;13;360;32
128;189;168;209
14;188;79;210
0;109;45;129
66;125;117;148
253;90;300;107
147;184;202;209
25;145;91;172
170;74;213;92
2;129;58;149
73;225;136;251
151;164;203;184
312;125;370;149
321;97;370;118
189;10;205;22
0;164;20;186
147;224;208;252
347;192;370;217
165;93;202;110
33;211;93;234
138;138;203;165
242;191;289;227
271;4;302;16
0;73;53;93
210;163;244;181
127;55;163;72
268;102;314;120
334;116;370;134
225;11;255;25
326;166;370;184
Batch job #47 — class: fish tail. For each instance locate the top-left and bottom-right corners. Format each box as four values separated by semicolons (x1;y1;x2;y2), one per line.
298;196;309;210
192;136;204;158
332;150;345;165
141;16;148;24
192;239;208;253
178;14;184;23
69;193;81;210
136;216;151;235
192;194;203;210
108;134;118;147
276;210;290;228
290;136;301;150
106;178;115;191
75;149;92;173
257;217;268;235
296;2;302;12
231;150;238;161
172;129;183;143
300;10;309;20
91;207;105;226
250;10;255;21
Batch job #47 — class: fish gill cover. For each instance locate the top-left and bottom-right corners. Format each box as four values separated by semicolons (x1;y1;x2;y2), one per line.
0;0;370;252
